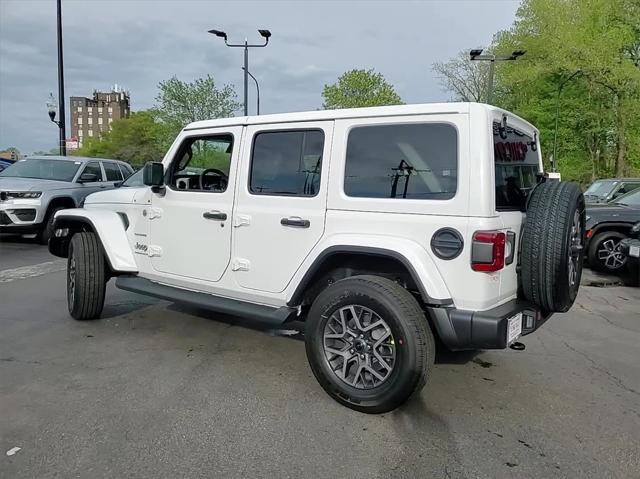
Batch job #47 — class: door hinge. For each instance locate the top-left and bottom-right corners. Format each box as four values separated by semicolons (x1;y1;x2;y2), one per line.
147;245;162;257
231;258;250;271
146;207;163;220
233;214;251;228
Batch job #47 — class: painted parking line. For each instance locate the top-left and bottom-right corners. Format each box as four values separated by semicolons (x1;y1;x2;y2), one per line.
0;260;66;283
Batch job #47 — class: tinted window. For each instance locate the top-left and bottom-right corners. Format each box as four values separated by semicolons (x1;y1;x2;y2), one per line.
168;135;233;192
493;122;540;210
103;162;123;181
344;123;457;199
250;130;324;196
0;159;81;181
82;162;103;182
614;188;640;206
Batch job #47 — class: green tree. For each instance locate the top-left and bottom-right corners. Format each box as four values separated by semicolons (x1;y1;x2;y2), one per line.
322;69;403;109
75;110;172;168
432;51;491;102
155;75;240;129
493;0;640;180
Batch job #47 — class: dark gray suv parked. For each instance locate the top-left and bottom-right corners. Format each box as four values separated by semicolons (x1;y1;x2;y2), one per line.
0;156;133;243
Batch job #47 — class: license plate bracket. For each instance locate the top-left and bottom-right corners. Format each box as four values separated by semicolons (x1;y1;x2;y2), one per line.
507;313;523;344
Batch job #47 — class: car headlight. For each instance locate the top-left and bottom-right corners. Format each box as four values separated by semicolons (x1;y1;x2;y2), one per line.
7;191;42;199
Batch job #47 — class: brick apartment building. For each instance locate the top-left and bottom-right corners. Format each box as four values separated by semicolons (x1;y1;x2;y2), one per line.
70;86;130;147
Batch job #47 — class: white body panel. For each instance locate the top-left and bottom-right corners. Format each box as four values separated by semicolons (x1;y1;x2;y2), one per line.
73;103;542;313
54;208;138;272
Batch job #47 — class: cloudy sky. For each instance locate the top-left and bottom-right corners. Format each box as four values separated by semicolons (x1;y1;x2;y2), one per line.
0;0;520;154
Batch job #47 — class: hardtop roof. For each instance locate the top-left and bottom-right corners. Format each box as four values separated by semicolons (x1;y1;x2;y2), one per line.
184;102;537;132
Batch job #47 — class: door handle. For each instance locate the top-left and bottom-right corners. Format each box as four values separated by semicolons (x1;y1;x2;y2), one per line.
281;217;310;228
203;211;227;221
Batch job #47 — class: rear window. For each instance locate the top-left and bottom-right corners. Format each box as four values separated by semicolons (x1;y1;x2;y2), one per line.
344;123;458;200
493;122;540;210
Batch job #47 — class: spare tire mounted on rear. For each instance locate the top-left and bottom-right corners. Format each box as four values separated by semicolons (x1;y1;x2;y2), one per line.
520;181;585;313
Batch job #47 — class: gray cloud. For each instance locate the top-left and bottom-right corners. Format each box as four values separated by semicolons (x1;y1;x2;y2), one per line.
0;0;520;153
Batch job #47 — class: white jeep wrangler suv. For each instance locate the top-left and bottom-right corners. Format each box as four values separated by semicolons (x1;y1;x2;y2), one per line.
49;103;585;413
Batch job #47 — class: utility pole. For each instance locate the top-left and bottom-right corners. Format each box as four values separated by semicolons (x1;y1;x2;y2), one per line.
56;0;66;155
469;48;526;105
208;29;271;116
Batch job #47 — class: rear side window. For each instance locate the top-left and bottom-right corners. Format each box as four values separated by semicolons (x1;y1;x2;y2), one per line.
250;130;324;196
493;122;540;210
103;162;123;181
344;123;458;199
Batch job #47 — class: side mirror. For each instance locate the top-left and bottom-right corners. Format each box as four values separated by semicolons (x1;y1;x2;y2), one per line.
78;173;98;183
143;162;164;187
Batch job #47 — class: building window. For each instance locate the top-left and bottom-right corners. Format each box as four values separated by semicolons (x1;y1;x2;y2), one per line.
88;117;93;125
344;123;458;200
98;117;103;125
77;117;83;125
88;130;93;137
250;130;324;196
108;107;113;113
98;107;103;113
78;130;83;137
108;118;112;124
77;106;82;112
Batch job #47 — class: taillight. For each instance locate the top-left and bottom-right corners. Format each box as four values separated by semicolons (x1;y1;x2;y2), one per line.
471;230;506;272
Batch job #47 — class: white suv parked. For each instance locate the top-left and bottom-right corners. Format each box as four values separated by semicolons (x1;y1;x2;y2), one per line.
49;103;585;413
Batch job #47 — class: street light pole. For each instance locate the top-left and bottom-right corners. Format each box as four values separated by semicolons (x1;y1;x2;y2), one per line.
208;29;271;116
552;70;583;172
242;67;260;115
470;49;526;104
56;0;66;155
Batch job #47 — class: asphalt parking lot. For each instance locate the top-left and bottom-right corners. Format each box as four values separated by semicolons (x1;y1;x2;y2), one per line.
1;236;639;479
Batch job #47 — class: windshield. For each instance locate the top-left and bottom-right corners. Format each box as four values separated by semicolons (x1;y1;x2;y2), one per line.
585;180;617;197
121;169;144;187
0;158;81;182
613;187;640;207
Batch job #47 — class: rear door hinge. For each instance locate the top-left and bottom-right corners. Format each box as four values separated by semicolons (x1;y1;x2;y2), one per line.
233;214;251;228
231;258;250;271
147;245;162;257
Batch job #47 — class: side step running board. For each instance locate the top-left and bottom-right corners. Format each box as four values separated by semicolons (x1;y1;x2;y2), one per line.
115;275;297;325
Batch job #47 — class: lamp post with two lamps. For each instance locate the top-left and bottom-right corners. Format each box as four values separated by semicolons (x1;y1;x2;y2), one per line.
208;29;271;116
469;48;526;104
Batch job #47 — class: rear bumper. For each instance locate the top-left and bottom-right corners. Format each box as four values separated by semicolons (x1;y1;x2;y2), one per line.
427;299;552;351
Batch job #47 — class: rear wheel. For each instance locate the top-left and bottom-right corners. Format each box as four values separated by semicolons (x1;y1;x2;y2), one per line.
587;231;628;273
67;232;106;320
305;275;434;414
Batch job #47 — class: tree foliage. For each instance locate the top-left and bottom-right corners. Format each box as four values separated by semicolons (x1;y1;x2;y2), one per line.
433;51;490;102
434;0;640;182
75;75;240;167
74;110;173;167
155;75;240;129
322;69;403;109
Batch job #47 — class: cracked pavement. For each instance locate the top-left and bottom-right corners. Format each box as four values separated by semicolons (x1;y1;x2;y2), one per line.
1;239;639;478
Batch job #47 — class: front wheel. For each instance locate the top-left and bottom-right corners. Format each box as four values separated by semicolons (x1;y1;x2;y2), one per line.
67;232;106;320
588;231;628;273
305;275;435;414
